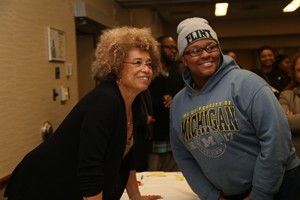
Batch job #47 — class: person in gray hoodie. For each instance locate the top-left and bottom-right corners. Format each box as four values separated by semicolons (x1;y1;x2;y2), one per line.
170;17;300;200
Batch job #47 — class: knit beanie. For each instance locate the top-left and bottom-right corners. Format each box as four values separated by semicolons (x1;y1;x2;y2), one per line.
177;17;218;56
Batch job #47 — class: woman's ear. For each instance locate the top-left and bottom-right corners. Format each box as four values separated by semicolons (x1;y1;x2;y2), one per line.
180;56;188;68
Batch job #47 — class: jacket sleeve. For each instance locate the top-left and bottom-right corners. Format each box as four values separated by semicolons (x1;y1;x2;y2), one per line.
246;85;293;200
170;121;220;200
286;114;300;133
78;92;120;197
279;91;300;132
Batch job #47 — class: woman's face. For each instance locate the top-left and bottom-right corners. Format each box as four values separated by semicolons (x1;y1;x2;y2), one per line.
120;48;153;95
294;57;300;84
181;39;221;83
259;49;275;70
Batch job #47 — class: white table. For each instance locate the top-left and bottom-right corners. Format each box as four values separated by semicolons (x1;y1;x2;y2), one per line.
121;172;200;200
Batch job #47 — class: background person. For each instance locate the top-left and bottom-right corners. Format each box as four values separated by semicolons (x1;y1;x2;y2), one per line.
4;27;162;200
270;54;292;93
148;36;184;171
170;17;300;200
279;53;300;157
251;45;280;97
135;89;154;172
257;45;275;75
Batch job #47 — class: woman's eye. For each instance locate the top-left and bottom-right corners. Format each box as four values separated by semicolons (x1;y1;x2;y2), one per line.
134;61;142;65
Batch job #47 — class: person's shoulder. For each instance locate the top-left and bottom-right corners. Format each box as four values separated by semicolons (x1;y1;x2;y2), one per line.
172;87;186;103
233;68;256;74
93;81;117;92
81;81;120;103
170;88;186;113
230;68;264;82
227;69;270;96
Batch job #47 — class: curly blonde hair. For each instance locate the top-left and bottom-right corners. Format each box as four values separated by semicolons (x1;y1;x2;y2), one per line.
92;26;161;82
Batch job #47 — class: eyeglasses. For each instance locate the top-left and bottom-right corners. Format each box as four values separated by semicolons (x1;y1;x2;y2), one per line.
123;60;153;69
161;45;178;52
183;43;219;57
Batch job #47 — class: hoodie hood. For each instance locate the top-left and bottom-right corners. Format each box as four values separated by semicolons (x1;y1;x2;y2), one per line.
182;54;239;97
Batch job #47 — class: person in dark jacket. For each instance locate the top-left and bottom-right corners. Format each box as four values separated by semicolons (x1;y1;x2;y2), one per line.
148;36;184;171
4;27;162;200
270;54;292;93
135;89;154;172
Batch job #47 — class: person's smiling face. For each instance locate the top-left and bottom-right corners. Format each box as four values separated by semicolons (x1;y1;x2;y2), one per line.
120;48;153;95
259;49;275;73
181;39;221;89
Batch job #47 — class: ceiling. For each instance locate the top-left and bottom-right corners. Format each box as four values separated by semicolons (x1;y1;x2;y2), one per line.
115;0;299;24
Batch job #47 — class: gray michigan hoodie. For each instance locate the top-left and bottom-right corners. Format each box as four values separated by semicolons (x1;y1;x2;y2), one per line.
170;55;300;200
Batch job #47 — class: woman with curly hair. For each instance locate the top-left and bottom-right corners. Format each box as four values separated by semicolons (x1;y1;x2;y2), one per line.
4;27;162;200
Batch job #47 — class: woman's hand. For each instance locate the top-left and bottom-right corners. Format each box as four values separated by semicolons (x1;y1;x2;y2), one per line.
147;115;155;125
286;109;294;116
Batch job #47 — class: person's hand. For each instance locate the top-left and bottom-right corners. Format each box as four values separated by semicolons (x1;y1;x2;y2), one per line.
286;109;294;116
163;94;172;108
218;194;226;200
141;195;162;199
147;115;155;126
243;196;251;200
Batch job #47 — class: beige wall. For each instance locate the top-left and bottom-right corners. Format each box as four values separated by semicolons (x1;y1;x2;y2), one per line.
0;0;79;179
130;8;164;37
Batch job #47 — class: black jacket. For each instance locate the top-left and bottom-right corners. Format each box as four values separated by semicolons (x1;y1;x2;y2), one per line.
5;81;135;200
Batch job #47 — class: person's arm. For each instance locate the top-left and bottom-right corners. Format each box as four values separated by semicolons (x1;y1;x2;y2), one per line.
286;114;300;132
247;86;293;200
279;91;300;132
170;121;220;200
126;170;141;200
279;90;293;114
83;193;103;200
78;89;120;198
125;170;162;200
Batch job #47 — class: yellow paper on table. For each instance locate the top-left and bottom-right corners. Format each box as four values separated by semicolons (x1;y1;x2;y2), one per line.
175;173;184;181
147;171;167;177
